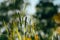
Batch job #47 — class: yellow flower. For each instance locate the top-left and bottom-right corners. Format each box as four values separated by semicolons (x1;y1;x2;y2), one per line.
35;34;39;40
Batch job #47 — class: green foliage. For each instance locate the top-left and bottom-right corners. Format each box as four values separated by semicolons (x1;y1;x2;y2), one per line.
0;35;8;40
36;1;57;19
33;1;58;40
34;0;57;31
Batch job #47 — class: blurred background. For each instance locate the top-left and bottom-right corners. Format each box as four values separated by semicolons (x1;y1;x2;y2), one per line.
0;0;60;40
